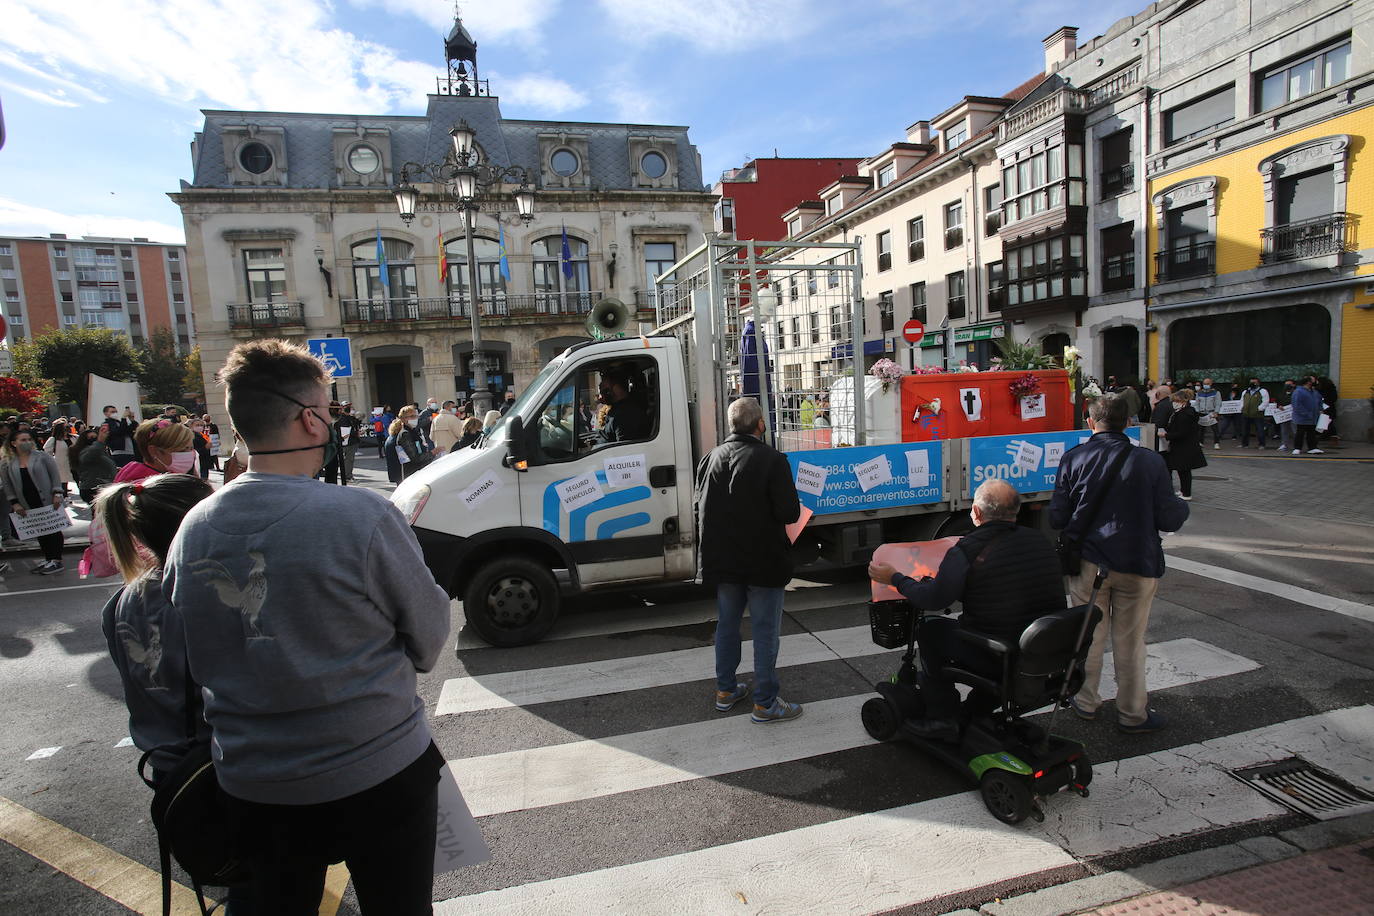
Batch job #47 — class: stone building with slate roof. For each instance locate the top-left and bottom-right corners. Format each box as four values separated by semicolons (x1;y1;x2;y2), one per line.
170;15;713;411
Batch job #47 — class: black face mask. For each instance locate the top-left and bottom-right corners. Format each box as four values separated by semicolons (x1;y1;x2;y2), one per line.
245;390;336;472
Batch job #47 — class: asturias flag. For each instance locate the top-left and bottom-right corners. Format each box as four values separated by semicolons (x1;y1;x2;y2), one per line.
375;227;390;295
560;224;573;279
498;222;511;281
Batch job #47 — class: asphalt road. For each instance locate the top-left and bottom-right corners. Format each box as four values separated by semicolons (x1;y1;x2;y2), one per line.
0;447;1371;914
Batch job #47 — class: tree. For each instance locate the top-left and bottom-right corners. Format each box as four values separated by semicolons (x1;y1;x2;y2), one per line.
182;345;205;401
21;327;140;406
0;377;45;413
137;327;188;404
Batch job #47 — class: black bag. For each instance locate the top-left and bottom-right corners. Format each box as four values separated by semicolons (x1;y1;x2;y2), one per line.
1056;442;1133;577
137;669;249;916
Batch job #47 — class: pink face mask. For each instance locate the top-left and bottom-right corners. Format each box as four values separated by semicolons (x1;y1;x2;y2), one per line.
164;451;198;474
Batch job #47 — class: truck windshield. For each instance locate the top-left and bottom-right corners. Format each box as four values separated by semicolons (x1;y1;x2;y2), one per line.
486;355;565;441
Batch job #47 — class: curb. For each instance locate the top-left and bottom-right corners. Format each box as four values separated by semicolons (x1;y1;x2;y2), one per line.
937;811;1374;916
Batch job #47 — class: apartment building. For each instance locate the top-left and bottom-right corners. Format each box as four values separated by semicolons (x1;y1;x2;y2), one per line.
0;234;194;350
713;157;862;241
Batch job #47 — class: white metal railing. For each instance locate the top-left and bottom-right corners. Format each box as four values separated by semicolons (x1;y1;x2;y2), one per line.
1000;87;1093;140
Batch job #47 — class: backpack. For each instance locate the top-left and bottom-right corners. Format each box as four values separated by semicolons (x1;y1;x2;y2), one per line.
137;668;250;916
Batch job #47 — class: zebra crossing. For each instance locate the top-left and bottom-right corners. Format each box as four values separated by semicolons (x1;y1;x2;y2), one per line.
424;587;1374;915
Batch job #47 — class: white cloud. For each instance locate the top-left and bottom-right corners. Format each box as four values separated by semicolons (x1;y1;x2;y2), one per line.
597;0;818;52
496;73;588;114
0;197;185;245
0;79;79;108
0;1;436;114
346;0;560;40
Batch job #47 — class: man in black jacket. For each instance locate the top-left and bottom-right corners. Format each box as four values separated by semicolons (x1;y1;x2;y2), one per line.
869;479;1064;740
101;405;137;468
696;397;802;724
1051;392;1188;734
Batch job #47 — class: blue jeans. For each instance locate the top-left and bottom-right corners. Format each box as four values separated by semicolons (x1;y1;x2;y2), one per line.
714;583;786;708
1240;416;1265;447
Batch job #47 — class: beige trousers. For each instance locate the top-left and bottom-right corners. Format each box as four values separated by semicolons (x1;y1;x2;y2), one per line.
1070;562;1159;726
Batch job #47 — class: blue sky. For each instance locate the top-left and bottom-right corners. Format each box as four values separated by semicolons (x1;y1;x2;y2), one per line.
0;0;1145;244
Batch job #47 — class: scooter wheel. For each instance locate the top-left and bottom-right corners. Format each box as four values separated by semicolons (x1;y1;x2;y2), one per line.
861;697;900;742
980;770;1033;825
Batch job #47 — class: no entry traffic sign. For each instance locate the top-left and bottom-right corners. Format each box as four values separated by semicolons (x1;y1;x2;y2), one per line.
902;319;925;345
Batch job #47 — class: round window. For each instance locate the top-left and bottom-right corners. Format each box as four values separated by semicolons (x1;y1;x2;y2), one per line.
239;142;274;175
640;151;668;179
348;145;380;175
550;148;579;177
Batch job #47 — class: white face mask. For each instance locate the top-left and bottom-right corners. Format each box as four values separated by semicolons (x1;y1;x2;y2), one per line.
449;407;458;415
406;418;418;428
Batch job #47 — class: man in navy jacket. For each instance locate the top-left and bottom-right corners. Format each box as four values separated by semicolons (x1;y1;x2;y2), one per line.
1051;392;1188;734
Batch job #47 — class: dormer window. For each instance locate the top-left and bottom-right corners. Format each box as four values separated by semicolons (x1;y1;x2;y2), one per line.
946;125;968;150
826;196;841;215
876;163;896;188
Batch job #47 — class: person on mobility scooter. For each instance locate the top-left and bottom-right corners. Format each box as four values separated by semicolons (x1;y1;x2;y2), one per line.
864;478;1103;824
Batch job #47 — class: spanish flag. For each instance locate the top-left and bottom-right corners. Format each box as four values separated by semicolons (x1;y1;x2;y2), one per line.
437;220;448;285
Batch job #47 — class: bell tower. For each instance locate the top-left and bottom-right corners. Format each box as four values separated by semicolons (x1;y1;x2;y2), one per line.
439;5;487;97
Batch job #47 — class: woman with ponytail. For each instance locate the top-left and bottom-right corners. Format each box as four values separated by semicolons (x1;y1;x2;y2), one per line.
97;473;216;777
115;419;198;484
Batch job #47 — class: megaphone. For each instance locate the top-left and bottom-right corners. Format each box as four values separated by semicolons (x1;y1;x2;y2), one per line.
585;297;632;340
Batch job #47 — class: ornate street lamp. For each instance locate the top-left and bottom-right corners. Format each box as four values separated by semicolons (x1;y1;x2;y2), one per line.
393;119;536;413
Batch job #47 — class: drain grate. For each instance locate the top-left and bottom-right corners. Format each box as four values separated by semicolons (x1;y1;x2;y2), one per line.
1232;758;1374;820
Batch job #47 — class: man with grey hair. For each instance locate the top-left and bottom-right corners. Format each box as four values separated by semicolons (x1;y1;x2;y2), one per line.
696;397;803;723
1051;391;1188;734
869;478;1065;740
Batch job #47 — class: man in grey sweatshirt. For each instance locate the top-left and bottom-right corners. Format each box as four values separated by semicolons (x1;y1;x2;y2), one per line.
165;339;451;915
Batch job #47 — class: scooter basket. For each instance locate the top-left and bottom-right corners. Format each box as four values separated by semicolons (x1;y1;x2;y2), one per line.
869;600;914;649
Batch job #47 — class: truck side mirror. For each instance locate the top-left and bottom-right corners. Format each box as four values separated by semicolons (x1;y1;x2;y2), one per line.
504;415;529;471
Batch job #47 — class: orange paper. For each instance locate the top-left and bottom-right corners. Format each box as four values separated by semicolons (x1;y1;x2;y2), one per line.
870;537;961;602
786;505;814;544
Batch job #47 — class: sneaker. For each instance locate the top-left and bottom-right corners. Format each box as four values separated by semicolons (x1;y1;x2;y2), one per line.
1180;495;1192;501
1308;448;1324;454
751;697;803;724
29;560;54;575
715;683;749;712
1213;443;1220;450
37;561;64;576
1118;709;1166;734
1068;696;1098;721
1292;448;1302;455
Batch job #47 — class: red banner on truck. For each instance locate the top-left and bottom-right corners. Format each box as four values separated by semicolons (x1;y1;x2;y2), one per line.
900;369;1074;442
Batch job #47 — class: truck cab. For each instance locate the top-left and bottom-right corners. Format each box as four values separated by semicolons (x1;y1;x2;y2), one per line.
394;336;696;646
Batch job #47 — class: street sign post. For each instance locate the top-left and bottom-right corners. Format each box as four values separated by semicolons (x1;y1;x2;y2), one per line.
901;319;925;345
307;337;353;378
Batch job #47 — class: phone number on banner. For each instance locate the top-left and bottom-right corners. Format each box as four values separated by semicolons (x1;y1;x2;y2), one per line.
787;442;944;516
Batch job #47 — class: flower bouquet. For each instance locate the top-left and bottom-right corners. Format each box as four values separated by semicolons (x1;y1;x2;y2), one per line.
1007;373;1042;399
869;358;904;393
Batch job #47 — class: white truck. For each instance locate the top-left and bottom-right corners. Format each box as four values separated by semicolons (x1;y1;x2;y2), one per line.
391;238;1123;646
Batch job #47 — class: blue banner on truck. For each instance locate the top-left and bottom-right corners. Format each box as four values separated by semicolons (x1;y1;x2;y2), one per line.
967;428;1142;497
787;442;944;516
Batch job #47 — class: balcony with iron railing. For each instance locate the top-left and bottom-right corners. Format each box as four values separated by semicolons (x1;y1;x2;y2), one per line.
1100;163;1134;199
1259;213;1354;265
1101;252;1135;292
1154;240;1215;282
227;300;306;330
340;292;601;325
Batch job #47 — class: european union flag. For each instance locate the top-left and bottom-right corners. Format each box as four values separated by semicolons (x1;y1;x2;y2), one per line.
560;224;573;280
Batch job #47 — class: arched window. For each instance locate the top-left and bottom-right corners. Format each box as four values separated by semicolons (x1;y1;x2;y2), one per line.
444;236;507;316
532;235;591;313
350;238;417;315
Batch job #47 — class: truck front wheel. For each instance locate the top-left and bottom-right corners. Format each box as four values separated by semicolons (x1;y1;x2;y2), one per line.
461;557;561;647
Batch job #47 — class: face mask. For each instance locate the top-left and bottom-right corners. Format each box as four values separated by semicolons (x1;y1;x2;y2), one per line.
406;418;418;428
449;407;459;415
164;451;198;473
244;389;336;474
17;441;34;454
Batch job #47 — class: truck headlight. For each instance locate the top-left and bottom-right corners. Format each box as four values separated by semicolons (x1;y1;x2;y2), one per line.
391;482;431;526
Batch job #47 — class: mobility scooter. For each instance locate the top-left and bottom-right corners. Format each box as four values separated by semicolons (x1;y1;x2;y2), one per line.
860;566;1106;824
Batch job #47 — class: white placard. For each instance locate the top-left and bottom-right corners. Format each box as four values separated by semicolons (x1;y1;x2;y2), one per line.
905;450;930;488
459;469;504;510
1045;442;1065;468
795;462;828;498
433;767;492;876
11;507;72;541
1263;402;1277;417
1013;441;1043;473
854;455;892;493
339;426;352;443
1019;394;1047;421
1271;405;1293;424
604;453;647;488
555;473;603;512
958;387;983;421
396;447;411;465
1218;400;1243;415
1316;413;1332;432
